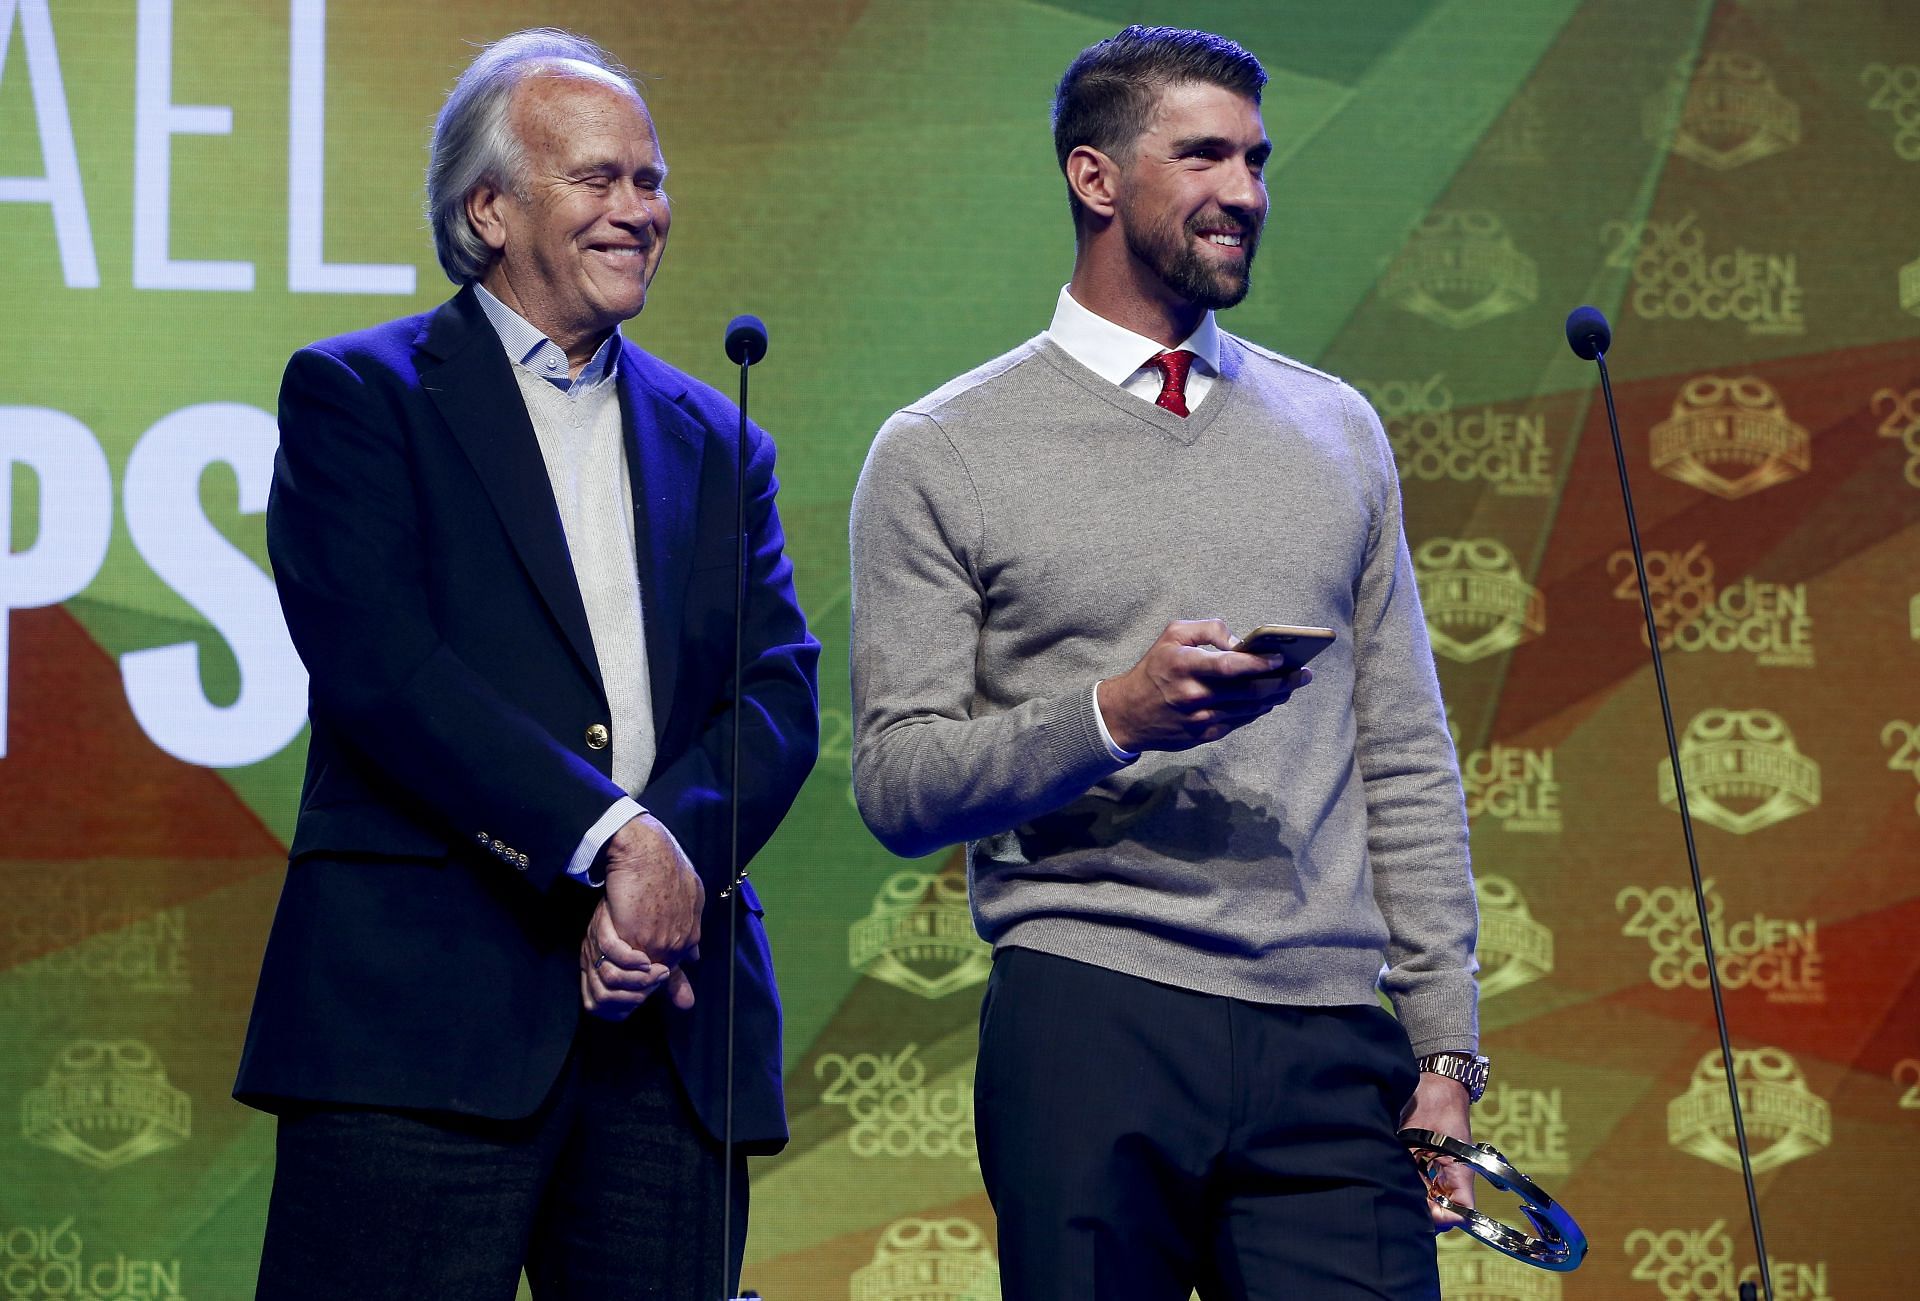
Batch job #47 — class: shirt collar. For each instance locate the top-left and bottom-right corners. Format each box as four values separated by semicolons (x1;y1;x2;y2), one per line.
474;282;621;390
1045;285;1221;387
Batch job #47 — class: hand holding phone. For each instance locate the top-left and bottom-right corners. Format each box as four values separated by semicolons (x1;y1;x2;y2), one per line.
1098;619;1319;754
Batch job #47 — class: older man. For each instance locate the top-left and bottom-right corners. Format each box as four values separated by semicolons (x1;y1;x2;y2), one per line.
851;25;1480;1300
234;29;818;1300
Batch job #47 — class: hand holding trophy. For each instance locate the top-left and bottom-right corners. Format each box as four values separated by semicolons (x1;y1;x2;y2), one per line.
1400;1127;1588;1272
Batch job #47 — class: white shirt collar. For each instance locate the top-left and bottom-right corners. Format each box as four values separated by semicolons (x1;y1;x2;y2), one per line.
1045;285;1221;387
473;282;620;390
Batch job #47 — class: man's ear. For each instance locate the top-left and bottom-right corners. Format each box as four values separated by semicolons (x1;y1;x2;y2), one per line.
1065;144;1122;222
466;180;513;254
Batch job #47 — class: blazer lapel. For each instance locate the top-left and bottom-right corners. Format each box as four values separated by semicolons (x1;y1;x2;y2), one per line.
418;289;603;690
617;344;705;741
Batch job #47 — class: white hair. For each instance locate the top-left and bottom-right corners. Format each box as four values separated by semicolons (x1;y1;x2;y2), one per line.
425;29;640;284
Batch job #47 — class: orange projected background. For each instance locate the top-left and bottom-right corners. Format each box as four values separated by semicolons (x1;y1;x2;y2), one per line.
1;1;1916;1298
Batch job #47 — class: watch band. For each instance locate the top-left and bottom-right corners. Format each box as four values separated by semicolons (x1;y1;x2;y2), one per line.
1417;1051;1490;1104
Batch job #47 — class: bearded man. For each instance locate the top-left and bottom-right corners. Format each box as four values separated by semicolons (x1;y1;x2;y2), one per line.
849;25;1481;1300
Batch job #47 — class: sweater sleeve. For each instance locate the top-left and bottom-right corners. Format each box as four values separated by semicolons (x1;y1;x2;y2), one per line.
849;410;1125;860
1342;384;1482;1058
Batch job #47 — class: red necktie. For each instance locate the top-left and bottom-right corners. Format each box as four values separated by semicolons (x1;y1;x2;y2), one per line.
1149;349;1196;418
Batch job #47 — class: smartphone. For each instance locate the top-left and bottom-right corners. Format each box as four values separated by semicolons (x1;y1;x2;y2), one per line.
1233;624;1336;672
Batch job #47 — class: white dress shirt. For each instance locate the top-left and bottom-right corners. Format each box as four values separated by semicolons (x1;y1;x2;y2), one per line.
1046;285;1222;412
1045;286;1224;764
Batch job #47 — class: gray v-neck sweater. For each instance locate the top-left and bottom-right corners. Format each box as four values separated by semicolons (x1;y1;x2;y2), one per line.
850;333;1478;1056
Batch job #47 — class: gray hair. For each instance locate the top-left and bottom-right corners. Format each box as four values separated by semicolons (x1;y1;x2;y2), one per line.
426;29;640;284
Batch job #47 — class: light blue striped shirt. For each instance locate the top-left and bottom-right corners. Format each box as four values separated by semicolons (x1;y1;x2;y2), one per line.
474;283;621;392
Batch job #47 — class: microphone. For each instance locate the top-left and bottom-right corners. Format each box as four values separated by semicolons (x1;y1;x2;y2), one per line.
724;314;768;366
1564;305;1777;1301
718;309;767;1301
1564;304;1610;361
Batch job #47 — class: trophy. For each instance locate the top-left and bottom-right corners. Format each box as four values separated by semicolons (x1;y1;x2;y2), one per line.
1399;1128;1588;1272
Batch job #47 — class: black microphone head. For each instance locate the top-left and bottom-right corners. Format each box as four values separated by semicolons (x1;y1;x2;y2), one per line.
1565;305;1611;361
724;314;768;366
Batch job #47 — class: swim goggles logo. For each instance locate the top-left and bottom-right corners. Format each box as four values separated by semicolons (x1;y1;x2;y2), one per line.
1475;875;1554;1000
1657;709;1820;835
849;870;991;999
1436;1231;1562;1301
1383;210;1539;330
1644;52;1801;170
1414;538;1546;663
1667;1047;1830;1173
849;1217;999;1301
1650;376;1809;500
21;1040;191;1170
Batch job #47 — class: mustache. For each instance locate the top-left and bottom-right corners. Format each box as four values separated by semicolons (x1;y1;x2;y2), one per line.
1185;210;1261;239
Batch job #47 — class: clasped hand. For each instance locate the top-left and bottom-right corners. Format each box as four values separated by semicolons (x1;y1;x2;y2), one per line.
1097;619;1313;753
579;812;705;1019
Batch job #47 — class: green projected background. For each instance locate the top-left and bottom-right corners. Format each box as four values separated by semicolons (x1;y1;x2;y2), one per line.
3;1;1918;1297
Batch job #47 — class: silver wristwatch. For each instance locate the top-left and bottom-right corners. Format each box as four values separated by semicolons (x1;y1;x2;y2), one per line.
1416;1051;1490;1104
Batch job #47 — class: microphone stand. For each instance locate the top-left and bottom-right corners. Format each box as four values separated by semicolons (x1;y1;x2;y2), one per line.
719;314;768;1301
1565;307;1775;1301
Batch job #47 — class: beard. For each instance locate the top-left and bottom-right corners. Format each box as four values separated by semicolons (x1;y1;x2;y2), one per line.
1123;204;1262;311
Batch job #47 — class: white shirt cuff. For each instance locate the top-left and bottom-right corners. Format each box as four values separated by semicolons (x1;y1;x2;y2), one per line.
1091;682;1139;764
567;796;647;883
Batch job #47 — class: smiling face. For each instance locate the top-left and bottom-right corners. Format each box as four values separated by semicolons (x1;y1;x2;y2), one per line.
1113;80;1270;313
470;71;670;364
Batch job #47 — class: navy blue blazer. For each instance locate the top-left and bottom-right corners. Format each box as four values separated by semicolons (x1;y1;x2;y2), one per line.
234;286;819;1150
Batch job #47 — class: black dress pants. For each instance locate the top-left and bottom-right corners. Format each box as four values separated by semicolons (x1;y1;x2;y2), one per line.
975;947;1439;1301
254;1005;747;1300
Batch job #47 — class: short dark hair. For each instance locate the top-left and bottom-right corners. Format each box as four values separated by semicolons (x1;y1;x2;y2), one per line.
1052;26;1267;227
